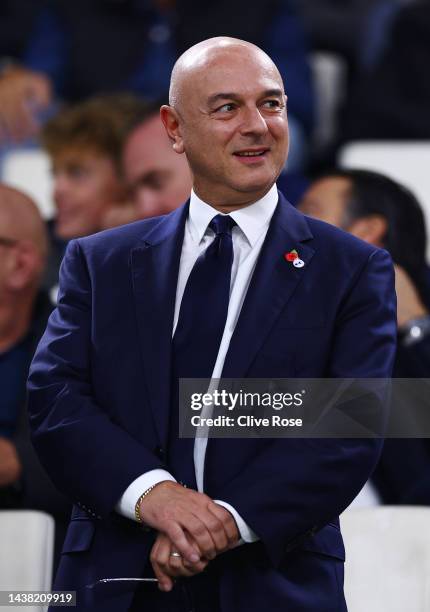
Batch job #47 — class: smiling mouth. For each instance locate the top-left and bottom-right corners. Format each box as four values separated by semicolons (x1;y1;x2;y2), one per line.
234;149;269;157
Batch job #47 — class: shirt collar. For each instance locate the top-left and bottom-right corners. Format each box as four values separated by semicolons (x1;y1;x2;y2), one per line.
188;183;279;247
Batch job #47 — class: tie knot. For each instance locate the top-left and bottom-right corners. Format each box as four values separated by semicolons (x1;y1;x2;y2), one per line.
209;214;236;236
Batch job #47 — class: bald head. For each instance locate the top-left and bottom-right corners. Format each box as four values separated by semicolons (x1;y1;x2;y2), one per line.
169;37;283;112
161;36;289;209
0;184;48;258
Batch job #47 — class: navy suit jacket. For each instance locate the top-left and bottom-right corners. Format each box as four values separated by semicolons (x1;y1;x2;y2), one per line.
28;193;397;611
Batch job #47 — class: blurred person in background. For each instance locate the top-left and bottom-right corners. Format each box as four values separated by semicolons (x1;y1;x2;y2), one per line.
0;184;70;563
41;94;149;292
0;0;51;147
0;185;49;459
299;169;430;355
122;106;193;220
0;0;314;176
299;169;430;505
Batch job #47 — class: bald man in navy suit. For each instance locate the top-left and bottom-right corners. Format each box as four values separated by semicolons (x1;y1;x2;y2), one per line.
28;37;397;611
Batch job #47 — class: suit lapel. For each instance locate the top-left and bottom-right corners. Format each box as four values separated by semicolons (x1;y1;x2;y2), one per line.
130;194;315;443
130;203;188;445
222;193;316;378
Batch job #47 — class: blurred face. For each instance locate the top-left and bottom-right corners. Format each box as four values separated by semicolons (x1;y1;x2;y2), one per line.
52;149;125;240
0;189;48;303
123;116;192;218
298;177;352;228
0;206;17;296
0;239;14;295
163;44;289;209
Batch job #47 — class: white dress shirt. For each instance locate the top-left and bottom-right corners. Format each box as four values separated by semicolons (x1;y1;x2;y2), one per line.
116;184;279;543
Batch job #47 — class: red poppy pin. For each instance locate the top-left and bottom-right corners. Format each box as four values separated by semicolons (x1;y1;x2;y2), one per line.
284;249;305;268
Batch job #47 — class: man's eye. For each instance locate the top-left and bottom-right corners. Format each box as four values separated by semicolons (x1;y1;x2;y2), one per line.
216;103;236;113
148;179;164;190
263;99;281;109
70;168;89;179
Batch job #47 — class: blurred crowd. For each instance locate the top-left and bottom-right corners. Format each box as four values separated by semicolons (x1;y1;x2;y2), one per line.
1;0;430;567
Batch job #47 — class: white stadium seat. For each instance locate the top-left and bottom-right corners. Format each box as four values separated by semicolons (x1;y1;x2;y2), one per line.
341;506;430;612
0;149;54;220
0;510;55;612
310;52;347;152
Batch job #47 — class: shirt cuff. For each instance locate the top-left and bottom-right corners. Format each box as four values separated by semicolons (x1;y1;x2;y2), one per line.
115;469;176;521
215;500;259;543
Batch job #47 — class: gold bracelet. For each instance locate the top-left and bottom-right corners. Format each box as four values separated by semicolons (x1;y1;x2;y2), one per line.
135;484;157;523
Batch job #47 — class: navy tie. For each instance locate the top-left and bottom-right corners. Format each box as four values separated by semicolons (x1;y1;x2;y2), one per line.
168;214;236;487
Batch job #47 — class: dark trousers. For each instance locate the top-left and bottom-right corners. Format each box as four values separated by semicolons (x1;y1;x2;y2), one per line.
129;559;221;612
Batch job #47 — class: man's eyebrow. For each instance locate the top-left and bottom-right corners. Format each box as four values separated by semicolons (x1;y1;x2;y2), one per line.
260;88;285;98
136;170;169;184
207;89;285;106
207;93;240;106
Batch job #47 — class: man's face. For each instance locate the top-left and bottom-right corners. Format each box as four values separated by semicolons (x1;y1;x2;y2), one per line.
0;209;15;296
298;177;352;228
52;149;125;240
123;116;192;218
167;46;289;207
0;241;12;295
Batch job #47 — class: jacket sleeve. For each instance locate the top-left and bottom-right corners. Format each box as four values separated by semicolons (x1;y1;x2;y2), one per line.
27;240;165;518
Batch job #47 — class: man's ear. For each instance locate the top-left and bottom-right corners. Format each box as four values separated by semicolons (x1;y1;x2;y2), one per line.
160;105;185;154
348;214;387;247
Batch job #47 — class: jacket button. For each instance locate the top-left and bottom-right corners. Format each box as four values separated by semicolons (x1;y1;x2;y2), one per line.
155;446;165;459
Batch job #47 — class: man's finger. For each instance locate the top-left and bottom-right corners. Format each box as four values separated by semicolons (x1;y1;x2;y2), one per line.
152;564;174;592
165;532;210;576
208;503;240;548
197;504;229;552
181;556;209;574
150;534;206;590
150;537;175;592
181;514;218;560
165;522;201;564
164;548;208;577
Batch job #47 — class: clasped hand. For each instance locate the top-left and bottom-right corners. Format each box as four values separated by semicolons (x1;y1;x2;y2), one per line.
139;481;239;591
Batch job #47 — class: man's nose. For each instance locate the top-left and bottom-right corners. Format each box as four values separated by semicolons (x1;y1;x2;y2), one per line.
239;106;269;137
135;189;163;219
53;174;69;200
